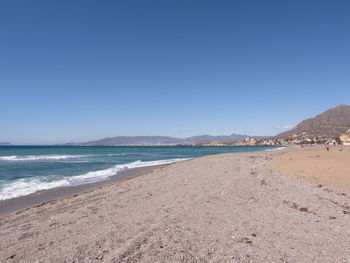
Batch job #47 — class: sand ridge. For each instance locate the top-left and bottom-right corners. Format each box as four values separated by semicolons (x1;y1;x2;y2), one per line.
0;150;349;262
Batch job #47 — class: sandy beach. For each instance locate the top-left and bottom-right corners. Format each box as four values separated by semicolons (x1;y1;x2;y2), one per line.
270;146;350;192
1;149;349;263
0;167;156;216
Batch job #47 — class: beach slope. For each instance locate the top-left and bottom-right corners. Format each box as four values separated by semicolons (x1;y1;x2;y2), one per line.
1;151;349;262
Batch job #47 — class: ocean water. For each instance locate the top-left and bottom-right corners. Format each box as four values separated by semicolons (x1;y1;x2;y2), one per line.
0;146;280;200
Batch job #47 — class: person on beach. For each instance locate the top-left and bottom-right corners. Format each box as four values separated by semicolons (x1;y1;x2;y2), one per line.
326;144;330;152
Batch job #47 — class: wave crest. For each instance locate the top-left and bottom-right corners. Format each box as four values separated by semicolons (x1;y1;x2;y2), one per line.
0;153;129;161
0;155;87;161
0;158;189;200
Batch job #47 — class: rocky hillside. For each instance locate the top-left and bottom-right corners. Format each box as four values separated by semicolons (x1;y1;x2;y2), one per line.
275;105;350;139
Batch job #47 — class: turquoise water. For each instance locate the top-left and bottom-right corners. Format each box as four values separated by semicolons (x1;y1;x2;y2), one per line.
0;146;280;200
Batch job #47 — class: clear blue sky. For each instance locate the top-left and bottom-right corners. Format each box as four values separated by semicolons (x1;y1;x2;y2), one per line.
1;0;349;144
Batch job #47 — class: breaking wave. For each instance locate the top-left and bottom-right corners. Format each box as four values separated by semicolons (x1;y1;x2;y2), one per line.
0;155;87;161
0;153;128;161
0;158;189;200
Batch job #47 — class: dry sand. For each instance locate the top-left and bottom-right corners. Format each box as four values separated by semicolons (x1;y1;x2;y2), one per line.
0;150;349;263
270;146;350;192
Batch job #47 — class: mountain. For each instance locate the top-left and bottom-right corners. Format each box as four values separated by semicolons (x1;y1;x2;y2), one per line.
275;105;350;139
78;136;180;146
67;134;265;146
0;142;11;146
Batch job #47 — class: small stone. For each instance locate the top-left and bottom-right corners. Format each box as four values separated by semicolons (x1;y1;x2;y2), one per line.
95;255;104;260
299;207;308;212
236;237;253;244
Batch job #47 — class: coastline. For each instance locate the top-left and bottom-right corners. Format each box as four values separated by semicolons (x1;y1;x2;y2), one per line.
0;146;280;203
1;148;349;262
0;165;164;216
0;147;282;216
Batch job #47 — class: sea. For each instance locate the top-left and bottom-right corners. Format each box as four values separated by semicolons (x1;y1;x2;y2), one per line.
0;145;281;201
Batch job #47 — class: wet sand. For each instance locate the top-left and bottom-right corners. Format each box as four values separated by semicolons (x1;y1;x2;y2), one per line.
0;150;349;262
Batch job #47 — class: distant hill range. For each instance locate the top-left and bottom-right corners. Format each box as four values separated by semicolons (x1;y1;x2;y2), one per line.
65;134;266;146
275;105;350;139
0;142;11;146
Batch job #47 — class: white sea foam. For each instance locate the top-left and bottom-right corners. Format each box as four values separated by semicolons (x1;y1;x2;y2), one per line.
0;158;189;200
0;153;129;161
0;155;87;161
0;178;72;200
67;158;189;184
265;146;289;151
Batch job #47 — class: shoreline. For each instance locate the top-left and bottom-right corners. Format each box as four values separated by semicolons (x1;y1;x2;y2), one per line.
0;147;287;217
1;149;349;262
0;165;163;217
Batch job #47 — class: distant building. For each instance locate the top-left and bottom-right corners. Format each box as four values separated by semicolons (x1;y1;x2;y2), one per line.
339;133;350;145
